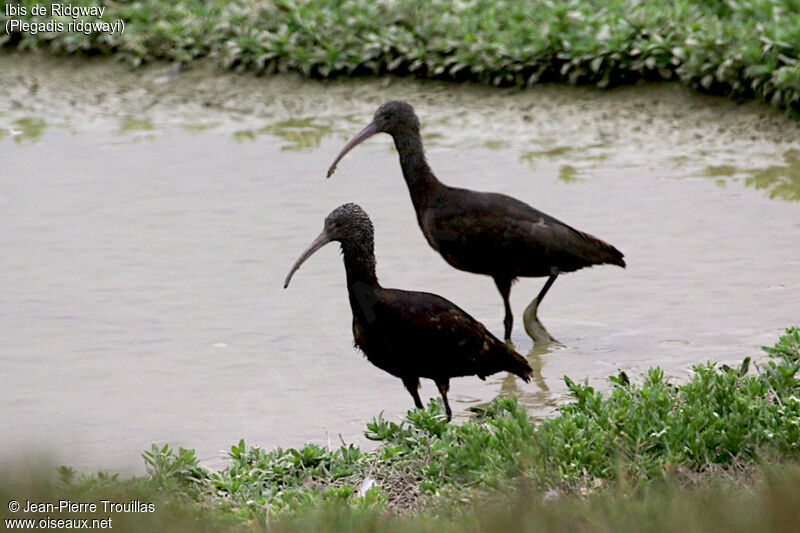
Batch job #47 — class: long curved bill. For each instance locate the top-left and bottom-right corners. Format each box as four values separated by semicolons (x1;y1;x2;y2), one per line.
283;230;332;288
326;121;379;178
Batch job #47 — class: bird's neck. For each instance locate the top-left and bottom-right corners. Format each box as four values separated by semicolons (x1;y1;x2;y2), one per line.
341;239;379;290
341;240;380;324
393;130;442;211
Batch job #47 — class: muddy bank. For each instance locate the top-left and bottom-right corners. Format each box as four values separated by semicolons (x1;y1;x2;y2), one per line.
2;52;799;156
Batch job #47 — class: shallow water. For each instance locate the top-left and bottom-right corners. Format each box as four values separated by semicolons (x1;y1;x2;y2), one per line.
1;54;798;472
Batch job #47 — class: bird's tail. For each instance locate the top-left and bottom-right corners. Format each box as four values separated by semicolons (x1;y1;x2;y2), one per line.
604;242;626;268
589;235;625;268
482;342;532;382
505;346;533;383
477;337;533;382
573;227;626;268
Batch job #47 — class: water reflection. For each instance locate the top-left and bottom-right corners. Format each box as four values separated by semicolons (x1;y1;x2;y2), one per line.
558;164;582;183
468;343;559;421
517;143;608;183
181;123;216;132
526;146;574;158
703;150;800;202
233;117;334;150
745;149;800;202
526;343;552;393
484;140;508;150
119;116;154;133
703;165;737;177
498;345;551;395
9;117;46;143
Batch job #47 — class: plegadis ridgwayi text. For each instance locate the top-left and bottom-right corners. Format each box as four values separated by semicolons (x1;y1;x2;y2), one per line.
283;203;533;420
327;101;625;343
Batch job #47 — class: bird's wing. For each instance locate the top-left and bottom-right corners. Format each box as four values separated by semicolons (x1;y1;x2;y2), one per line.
374;289;501;374
427;189;624;271
378;289;486;338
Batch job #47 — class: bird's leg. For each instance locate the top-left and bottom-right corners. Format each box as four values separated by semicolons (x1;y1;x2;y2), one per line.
523;270;559;344
435;380;452;421
493;277;514;343
402;377;424;410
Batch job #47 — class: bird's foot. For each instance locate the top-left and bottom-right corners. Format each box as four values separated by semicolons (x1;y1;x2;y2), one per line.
523;297;559;345
504;338;517;350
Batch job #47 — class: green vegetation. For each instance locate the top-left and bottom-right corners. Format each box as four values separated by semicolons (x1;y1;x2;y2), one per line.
2;327;798;532
2;0;800;112
5;464;800;532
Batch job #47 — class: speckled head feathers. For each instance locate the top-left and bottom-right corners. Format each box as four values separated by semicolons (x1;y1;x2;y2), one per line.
325;203;374;244
372;101;420;135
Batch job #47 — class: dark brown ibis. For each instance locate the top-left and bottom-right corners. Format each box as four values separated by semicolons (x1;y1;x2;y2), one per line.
327;101;625;343
283;203;533;420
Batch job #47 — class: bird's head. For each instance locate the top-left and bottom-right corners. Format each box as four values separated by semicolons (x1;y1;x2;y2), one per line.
327;101;419;178
371;101;419;135
323;203;374;243
283;203;374;288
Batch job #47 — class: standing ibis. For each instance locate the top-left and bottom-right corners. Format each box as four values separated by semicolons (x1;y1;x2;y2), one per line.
327;101;625;343
283;203;533;420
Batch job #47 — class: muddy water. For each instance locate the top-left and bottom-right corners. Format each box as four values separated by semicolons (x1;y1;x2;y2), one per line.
1;54;798;472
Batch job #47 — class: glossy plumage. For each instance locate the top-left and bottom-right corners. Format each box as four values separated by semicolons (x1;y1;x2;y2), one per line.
327;101;625;343
284;203;533;420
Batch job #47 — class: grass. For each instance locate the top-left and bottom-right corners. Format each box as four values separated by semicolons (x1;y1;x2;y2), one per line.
2;327;797;532
266;468;800;533
5;464;800;532
1;0;800;113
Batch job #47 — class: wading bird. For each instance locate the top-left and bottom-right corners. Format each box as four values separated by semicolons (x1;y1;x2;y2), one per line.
284;203;533;420
327;101;625;343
